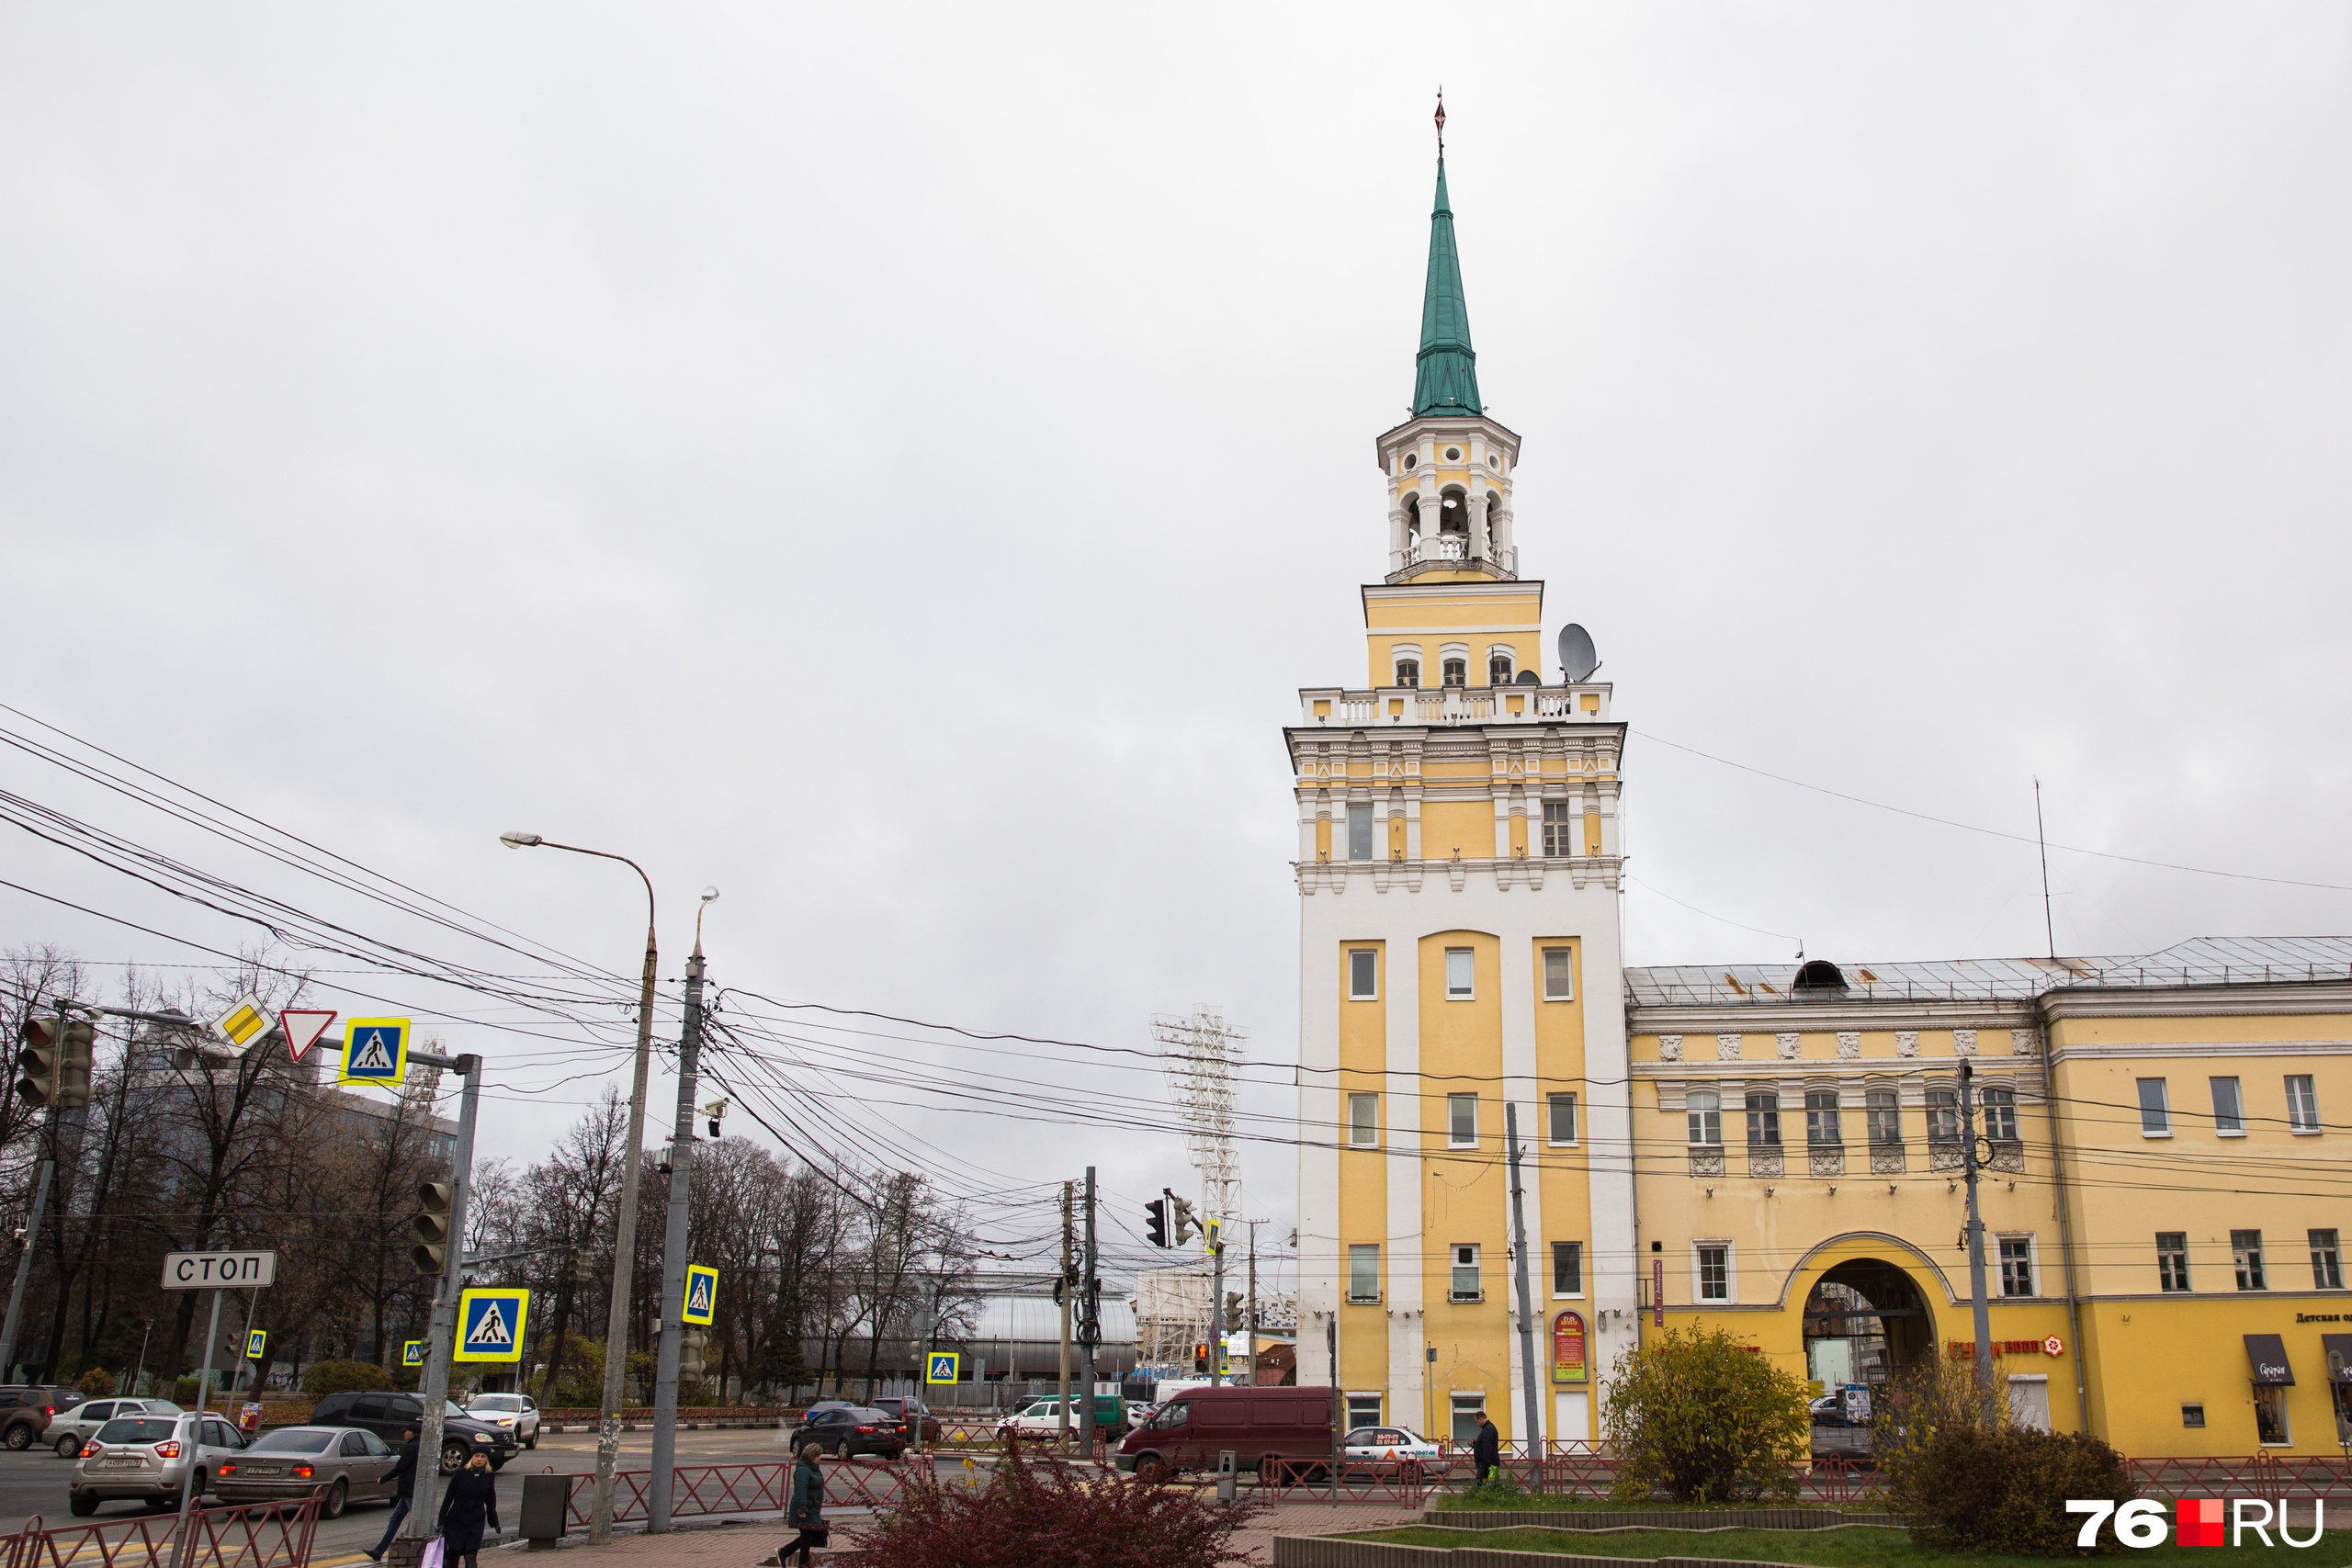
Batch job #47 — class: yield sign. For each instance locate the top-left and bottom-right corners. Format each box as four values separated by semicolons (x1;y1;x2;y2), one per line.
279;1010;337;1061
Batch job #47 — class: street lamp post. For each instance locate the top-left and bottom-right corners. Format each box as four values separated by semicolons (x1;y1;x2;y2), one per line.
650;887;718;1533
501;831;659;1546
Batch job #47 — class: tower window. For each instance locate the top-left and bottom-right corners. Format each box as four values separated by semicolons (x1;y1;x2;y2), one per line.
1488;655;1512;685
1348;948;1377;999
1442;659;1466;687
1542;946;1574;1000
1542;801;1571;857
1444;446;1461;461
1346;803;1373;861
1394;660;1419;688
1487;455;1499;468
1439;488;1467;534
1403;453;1418;471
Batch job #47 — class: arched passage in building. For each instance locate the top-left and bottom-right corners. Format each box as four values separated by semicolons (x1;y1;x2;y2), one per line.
1802;1257;1934;1390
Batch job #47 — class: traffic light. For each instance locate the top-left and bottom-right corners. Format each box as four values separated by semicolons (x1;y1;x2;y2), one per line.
572;1247;595;1284
1145;1198;1169;1248
412;1180;453;1276
1193;1342;1209;1373
1169;1194;1197;1247
56;1020;95;1111
1224;1292;1245;1333
14;1018;62;1110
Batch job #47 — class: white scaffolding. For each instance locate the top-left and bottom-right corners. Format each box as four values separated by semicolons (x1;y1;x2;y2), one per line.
1154;1006;1245;1227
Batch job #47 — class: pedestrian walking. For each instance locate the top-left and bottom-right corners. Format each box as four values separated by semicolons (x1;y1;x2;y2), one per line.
436;1450;500;1568
365;1427;420;1562
769;1441;829;1566
1471;1409;1500;1485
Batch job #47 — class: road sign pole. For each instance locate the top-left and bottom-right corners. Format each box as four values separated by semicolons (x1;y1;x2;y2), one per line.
233;1289;261;1396
0;1156;53;1379
403;1053;482;1547
166;1288;223;1568
650;945;710;1532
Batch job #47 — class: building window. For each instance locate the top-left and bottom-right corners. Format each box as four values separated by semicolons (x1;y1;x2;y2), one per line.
1348;1244;1380;1303
2287;1075;2322;1134
1980;1087;2018;1143
2137;1078;2171;1136
1865;1089;1901;1145
1348;949;1377;1000
1552;1241;1584;1296
1927;1087;1959;1143
1687;1091;1722;1147
1347;1393;1383;1429
1441;658;1467;687
2256;1384;2291;1446
1745;1091;1781;1147
1547;1092;1577;1145
2157;1232;2191;1292
1451;1244;1482;1303
1450;1393;1484;1444
2182;1403;2206;1428
1395;659;1419;688
1998;1237;2035;1297
1347;1093;1378;1148
1346;803;1373;861
2233;1230;2267;1292
2313;1229;2344;1291
1445;948;1475;999
1448;1093;1477;1146
1542;946;1574;1000
1542;801;1572;857
1805;1089;1842;1146
1488;655;1512;686
1695;1243;1731;1303
2211;1077;2245;1135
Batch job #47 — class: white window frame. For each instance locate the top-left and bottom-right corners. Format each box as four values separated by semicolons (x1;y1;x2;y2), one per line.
2156;1231;2191;1293
1687;1090;1722;1147
1447;1093;1477;1147
1347;1243;1381;1304
1996;1233;2037;1299
2207;1076;2245;1135
1345;1392;1384;1429
2137;1077;2172;1137
2233;1228;2267;1292
1450;1244;1483;1303
1347;948;1378;1000
1541;800;1572;858
1347;1092;1378;1148
1546;1091;1578;1146
1691;1240;1735;1303
1390;645;1423;688
2312;1228;2344;1292
1345;801;1374;862
1551;1240;1585;1299
1444;947;1475;1000
2287;1074;2322;1135
1542;945;1574;1001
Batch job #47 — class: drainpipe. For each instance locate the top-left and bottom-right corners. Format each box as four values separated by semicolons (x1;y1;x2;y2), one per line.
2038;1006;2091;1436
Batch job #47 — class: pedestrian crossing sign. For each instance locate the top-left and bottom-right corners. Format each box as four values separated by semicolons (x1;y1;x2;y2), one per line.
245;1329;266;1360
338;1019;409;1086
403;1340;424;1368
455;1287;529;1362
681;1264;717;1325
926;1352;959;1384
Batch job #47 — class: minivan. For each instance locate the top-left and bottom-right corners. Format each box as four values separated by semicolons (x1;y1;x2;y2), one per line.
1113;1385;1336;1482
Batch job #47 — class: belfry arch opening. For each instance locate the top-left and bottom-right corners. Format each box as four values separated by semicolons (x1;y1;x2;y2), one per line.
1802;1258;1933;1391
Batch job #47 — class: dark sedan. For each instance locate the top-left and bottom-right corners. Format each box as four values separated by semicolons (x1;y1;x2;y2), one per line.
787;1405;906;1460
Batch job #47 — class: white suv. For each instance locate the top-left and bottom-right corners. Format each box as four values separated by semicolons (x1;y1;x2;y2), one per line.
462;1393;539;1449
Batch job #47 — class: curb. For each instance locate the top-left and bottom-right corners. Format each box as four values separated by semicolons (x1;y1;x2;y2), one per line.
1272;1540;1823;1568
1421;1509;1902;1532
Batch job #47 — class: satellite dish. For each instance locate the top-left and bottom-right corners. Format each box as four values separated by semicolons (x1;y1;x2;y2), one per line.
1557;624;1598;683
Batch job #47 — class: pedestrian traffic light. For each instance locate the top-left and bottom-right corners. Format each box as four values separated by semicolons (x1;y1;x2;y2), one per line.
412;1180;454;1276
1193;1342;1209;1373
15;1017;63;1110
1169;1194;1197;1247
1145;1198;1169;1248
1224;1292;1245;1333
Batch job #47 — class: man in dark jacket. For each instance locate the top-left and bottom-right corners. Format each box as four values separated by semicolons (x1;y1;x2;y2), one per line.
365;1427;420;1562
1471;1410;1500;1484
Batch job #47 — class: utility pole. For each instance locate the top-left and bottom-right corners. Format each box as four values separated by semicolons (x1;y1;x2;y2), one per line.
398;1052;483;1551
1959;1061;1996;1426
1506;1102;1544;1458
1209;1211;1226;1386
1245;1222;1259;1390
1;998;88;1378
1076;1168;1100;1456
1057;1181;1073;1455
650;894;715;1534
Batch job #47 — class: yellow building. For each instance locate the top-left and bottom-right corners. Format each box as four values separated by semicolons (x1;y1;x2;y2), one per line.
1292;146;2352;1461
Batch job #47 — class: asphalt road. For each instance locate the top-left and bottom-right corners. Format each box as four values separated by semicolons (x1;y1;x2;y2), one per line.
0;1427;822;1565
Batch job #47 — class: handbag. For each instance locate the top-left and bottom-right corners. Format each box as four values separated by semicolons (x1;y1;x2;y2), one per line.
804;1527;830;1548
419;1540;445;1568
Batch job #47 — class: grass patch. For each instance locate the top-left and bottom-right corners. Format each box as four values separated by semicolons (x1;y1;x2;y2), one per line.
1345;1524;2313;1567
1429;1495;1863;1513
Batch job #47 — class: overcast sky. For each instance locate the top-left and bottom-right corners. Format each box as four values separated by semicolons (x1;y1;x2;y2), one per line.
5;5;2349;1279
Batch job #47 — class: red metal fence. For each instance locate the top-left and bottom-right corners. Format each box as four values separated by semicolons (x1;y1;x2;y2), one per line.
554;1460;922;1529
1259;1457;1426;1506
0;1497;320;1568
2127;1456;2352;1504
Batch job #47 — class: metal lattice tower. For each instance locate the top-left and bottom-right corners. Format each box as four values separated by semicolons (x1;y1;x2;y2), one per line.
1155;1006;1245;1227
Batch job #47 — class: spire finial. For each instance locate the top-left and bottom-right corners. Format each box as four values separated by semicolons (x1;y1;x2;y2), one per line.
1434;87;1446;156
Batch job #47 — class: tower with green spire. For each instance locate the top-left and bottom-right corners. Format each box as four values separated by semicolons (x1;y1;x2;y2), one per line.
1411;157;1481;418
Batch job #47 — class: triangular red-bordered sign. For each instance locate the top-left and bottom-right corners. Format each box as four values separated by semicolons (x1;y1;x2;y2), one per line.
279;1010;338;1061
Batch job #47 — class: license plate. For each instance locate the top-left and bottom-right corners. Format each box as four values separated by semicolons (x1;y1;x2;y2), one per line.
101;1458;142;1469
243;1465;282;1476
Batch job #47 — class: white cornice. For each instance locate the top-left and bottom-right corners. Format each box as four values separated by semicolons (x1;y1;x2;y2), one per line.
2041;983;2352;1021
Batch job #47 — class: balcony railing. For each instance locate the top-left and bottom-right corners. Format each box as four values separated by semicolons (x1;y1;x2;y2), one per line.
1299;682;1612;729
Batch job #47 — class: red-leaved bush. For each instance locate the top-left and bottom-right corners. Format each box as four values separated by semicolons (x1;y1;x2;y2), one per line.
838;1436;1261;1568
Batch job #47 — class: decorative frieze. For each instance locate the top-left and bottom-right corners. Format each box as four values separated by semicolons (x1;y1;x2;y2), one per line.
1717;1033;1743;1062
1870;1145;1907;1176
1658;1035;1684;1062
1689;1147;1726;1179
1896;1032;1920;1058
2011;1028;2037;1056
1954;1030;1978;1057
1777;1032;1801;1060
1837;1032;1860;1060
1810;1147;1846;1178
1747;1148;1784;1179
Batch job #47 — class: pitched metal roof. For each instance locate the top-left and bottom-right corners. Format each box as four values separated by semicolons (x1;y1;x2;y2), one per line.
1410;158;1482;418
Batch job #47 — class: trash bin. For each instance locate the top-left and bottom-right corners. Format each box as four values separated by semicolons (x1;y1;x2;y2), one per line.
520;1472;575;1548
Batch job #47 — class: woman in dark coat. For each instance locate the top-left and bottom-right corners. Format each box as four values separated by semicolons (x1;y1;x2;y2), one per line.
437;1450;501;1568
773;1441;828;1566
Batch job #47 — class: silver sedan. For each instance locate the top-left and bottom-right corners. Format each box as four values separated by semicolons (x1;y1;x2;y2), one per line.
69;1413;247;1515
214;1426;402;1519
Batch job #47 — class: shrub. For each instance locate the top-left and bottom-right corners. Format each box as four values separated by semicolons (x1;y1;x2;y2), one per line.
1872;1354;2009;1506
300;1359;393;1396
1458;1467;1525;1506
1600;1325;1811;1503
1903;1424;2133;1556
76;1367;114;1399
841;1433;1259;1568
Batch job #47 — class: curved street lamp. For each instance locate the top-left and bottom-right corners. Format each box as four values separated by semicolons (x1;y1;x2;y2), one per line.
501;830;656;1546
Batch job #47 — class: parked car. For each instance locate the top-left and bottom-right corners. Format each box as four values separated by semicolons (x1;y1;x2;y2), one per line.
868;1396;939;1444
1114;1385;1336;1483
461;1393;539;1449
68;1412;246;1516
214;1426;401;1519
786;1405;906;1461
45;1398;183;1459
1340;1425;1451;1476
998;1393;1125;1441
305;1391;517;1472
0;1385;85;1451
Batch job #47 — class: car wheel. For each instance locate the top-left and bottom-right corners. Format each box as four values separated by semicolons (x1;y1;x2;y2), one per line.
321;1480;348;1520
1133;1454;1169;1483
440;1442;469;1472
831;1439;847;1460
3;1424;33;1451
524;1432;537;1450
69;1494;98;1517
57;1435;83;1459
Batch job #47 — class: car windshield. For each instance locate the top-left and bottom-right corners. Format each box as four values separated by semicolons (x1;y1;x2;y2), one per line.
1153;1404;1189;1428
846;1409;889;1423
445;1401;468;1419
138;1401;184;1415
247;1429;336;1454
470;1397;520;1412
96;1418;178;1445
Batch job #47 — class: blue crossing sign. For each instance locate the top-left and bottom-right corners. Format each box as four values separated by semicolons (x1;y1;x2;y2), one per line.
402;1340;424;1367
245;1329;267;1361
454;1287;529;1362
338;1019;409;1087
925;1352;959;1384
681;1264;717;1326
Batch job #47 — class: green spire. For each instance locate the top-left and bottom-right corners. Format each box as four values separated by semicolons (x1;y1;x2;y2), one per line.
1410;156;1482;418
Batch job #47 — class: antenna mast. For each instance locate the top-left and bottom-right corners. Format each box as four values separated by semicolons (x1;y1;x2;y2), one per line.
1156;1006;1245;1227
2034;776;2056;960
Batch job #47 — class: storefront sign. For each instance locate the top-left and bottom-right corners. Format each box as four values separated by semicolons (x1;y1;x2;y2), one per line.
1551;1310;1588;1384
2244;1332;2294;1386
1946;1337;2062;1359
